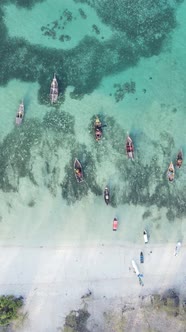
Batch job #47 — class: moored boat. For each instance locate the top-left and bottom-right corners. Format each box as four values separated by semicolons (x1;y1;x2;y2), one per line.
143;230;148;244
176;150;183;168
104;186;110;205
126;135;134;159
167;162;175;182
74;158;84;183
50;74;58;103
16;101;24;125
94;116;102;141
112;217;118;231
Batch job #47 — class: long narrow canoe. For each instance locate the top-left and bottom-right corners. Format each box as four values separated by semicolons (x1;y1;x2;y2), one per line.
176;150;183;168
167;162;175;182
126;135;134;160
50;74;58;103
74;158;84;183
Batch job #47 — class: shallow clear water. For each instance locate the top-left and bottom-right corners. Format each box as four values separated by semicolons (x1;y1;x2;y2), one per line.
0;0;186;246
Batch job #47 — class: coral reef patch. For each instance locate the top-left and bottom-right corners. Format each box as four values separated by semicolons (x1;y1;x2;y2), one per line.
113;81;136;102
0;0;180;97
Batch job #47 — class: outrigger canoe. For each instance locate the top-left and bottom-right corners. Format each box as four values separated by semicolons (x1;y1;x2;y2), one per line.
126;135;134;159
94;116;102;141
104;186;110;205
50;74;58;103
74;158;84;183
167;162;175;182
16;101;24;125
113;217;118;231
176;150;183;168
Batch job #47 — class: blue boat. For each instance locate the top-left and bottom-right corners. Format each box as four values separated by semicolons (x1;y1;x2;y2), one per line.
140;251;144;264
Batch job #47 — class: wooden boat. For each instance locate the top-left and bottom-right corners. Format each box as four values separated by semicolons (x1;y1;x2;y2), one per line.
113;217;118;231
104;186;110;205
50;74;58;103
167;162;175;182
140;252;144;264
143;230;148;244
176;150;183;168
74;158;84;183
126;135;134;159
16;101;24;125
94;116;102;141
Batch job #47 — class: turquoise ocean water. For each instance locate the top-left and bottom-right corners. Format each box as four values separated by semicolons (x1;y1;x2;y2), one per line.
0;0;186;246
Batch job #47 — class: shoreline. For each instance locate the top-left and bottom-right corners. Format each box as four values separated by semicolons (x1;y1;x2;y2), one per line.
0;243;186;331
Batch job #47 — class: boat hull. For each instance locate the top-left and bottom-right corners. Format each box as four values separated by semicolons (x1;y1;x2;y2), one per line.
140;252;144;264
16;102;24;125
74;158;84;183
50;75;58;103
113;218;118;231
126;136;134;159
176;150;183;168
104;187;110;205
132;260;140;276
94;117;102;141
143;230;148;244
174;242;181;256
167;162;175;182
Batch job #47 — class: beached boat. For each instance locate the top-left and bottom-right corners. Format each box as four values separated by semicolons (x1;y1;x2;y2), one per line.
126;135;134;159
174;242;181;256
112;217;118;231
104;186;110;205
167;162;175;182
50;74;58;103
74;158;84;183
131;260;140;276
94;116;102;141
16;101;24;125
143;230;148;244
140;252;144;264
176;150;183;168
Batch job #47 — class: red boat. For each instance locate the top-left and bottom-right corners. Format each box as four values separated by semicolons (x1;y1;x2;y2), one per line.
126;135;134;159
113;218;118;231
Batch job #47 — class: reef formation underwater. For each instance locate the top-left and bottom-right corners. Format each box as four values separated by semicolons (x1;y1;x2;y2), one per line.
0;0;185;222
0;0;180;96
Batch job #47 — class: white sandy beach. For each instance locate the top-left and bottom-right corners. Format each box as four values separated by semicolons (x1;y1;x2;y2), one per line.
0;241;186;331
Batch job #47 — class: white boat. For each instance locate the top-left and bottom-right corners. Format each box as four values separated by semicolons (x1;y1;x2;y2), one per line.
132;260;140;277
50;74;58;103
143;230;148;244
167;162;175;182
16;101;24;125
174;242;181;256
